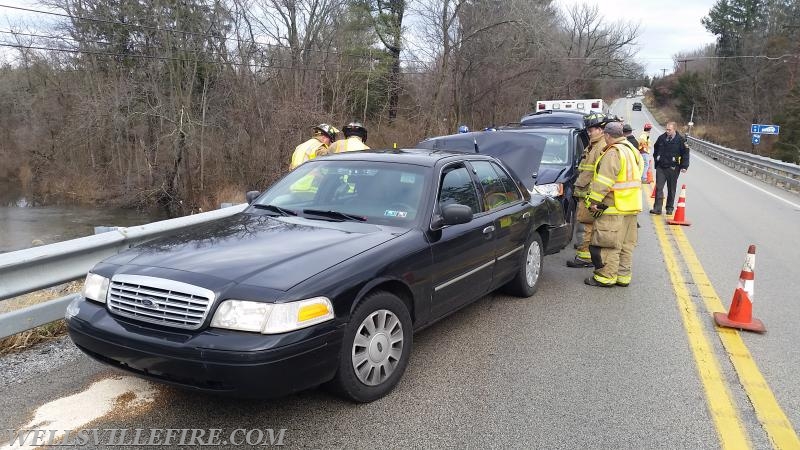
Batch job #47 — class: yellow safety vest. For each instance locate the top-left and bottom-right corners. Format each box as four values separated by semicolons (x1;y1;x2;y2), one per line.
330;136;369;154
290;138;326;170
587;142;643;214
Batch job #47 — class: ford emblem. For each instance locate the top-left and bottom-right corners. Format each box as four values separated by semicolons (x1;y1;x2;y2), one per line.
141;298;156;307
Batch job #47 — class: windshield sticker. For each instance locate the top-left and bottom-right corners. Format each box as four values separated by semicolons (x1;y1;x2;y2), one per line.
400;173;416;184
384;210;408;218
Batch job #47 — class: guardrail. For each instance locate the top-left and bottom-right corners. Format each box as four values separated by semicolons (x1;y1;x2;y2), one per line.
0;204;248;339
687;136;800;192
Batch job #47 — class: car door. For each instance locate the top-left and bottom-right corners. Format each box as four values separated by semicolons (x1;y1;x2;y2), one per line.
429;162;496;319
468;160;530;288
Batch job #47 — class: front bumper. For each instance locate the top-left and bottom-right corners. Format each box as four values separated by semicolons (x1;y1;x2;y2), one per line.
66;297;344;398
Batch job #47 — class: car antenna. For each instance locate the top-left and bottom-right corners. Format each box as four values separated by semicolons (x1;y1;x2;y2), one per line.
473;138;479;153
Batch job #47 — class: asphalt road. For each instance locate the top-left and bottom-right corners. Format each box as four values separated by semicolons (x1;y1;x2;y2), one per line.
1;99;798;449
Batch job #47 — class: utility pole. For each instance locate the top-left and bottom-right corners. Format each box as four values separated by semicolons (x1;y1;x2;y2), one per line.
660;68;667;78
677;59;693;73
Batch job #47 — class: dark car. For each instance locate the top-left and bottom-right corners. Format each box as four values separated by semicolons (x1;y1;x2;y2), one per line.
632;102;642;111
66;150;564;402
419;129;582;249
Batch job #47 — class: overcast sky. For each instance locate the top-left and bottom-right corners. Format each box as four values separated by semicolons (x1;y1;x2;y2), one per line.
557;0;720;77
1;0;720;78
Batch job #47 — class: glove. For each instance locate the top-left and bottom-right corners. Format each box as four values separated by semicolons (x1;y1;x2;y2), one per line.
590;203;608;218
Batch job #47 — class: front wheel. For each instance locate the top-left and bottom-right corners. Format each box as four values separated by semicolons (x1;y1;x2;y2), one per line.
503;232;544;297
329;291;412;402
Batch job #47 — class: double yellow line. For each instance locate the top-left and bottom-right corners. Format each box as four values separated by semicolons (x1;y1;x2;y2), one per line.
649;188;799;449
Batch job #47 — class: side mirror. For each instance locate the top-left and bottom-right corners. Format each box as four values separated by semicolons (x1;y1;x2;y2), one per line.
246;190;261;205
441;204;473;226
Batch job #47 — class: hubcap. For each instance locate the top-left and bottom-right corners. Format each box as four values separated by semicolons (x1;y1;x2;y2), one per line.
525;241;541;287
352;309;404;386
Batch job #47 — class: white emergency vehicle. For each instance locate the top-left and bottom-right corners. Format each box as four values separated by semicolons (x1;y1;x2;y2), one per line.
534;99;605;114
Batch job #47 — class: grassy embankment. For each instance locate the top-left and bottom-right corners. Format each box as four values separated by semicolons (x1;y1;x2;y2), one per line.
0;281;82;355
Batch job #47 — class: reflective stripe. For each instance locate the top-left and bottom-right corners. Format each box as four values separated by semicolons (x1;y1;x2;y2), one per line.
576;250;591;260
596;174;615;187
578;163;595;171
617;274;632;284
613;181;642;189
593;273;617;285
588;191;605;202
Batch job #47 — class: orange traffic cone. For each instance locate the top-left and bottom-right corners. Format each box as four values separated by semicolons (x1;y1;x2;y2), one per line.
646;166;654;184
650;185;657;198
667;184;691;226
714;245;765;333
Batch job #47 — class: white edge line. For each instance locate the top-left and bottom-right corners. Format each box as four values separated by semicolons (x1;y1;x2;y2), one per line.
692;153;800;209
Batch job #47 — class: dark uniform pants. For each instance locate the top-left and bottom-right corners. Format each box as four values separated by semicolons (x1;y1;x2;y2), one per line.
589;214;638;285
655;166;680;212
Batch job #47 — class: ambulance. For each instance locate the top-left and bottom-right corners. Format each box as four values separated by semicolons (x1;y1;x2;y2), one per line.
534;99;605;114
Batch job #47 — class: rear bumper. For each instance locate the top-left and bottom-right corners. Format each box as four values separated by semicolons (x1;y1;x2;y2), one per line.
66;297;344;398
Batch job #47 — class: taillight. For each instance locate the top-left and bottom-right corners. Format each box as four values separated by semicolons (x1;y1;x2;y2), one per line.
591;102;600;109
538;103;545;110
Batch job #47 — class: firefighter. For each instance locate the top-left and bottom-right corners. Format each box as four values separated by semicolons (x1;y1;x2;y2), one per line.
567;112;610;268
290;124;338;170
638;122;653;183
584;121;643;287
329;122;370;153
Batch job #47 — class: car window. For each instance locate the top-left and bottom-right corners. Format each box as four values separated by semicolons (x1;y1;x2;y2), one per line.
541;135;569;165
470;160;521;211
257;161;429;225
438;165;480;214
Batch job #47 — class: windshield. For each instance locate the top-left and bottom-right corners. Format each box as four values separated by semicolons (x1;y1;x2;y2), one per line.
253;160;430;226
536;133;570;167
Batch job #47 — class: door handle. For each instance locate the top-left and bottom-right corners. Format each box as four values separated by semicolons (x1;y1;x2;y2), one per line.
522;212;531;220
483;225;495;234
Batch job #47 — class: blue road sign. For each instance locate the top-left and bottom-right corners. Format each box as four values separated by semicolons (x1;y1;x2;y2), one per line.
751;124;780;135
752;133;761;145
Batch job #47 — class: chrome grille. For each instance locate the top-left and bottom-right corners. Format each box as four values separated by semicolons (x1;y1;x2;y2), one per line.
107;274;215;330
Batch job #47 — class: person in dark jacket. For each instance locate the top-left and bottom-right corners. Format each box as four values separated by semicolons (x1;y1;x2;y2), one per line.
623;123;639;150
651;121;690;215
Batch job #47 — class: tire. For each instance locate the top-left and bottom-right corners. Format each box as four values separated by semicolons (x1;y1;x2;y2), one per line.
329;291;412;402
503;232;544;297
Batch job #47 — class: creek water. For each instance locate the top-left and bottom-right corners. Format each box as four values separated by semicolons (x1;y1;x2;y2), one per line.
0;181;167;253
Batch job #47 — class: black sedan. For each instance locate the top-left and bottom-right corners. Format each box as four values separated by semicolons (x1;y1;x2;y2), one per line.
66;150;564;402
632;102;642;111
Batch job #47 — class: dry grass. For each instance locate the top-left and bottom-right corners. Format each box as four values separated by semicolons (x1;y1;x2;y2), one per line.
0;320;67;355
642;93;681;128
0;281;82;355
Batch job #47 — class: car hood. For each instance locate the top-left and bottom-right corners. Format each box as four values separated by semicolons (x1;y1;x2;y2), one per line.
106;213;405;291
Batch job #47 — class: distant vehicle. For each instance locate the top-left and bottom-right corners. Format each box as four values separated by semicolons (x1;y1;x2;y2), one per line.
632;102;642;111
534;99;604;114
626;93;632;98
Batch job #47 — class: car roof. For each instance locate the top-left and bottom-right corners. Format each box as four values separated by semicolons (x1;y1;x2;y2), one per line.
314;148;500;167
525;109;587;116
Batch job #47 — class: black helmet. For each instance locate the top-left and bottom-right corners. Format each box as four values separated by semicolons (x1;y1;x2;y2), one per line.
584;113;608;130
343;121;368;143
312;123;339;142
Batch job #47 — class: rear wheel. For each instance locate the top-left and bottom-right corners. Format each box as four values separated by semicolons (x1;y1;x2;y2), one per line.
503;232;543;297
329;291;412;402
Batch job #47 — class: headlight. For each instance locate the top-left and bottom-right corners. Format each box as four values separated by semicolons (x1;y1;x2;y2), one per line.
211;297;334;334
82;273;110;303
534;183;564;197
